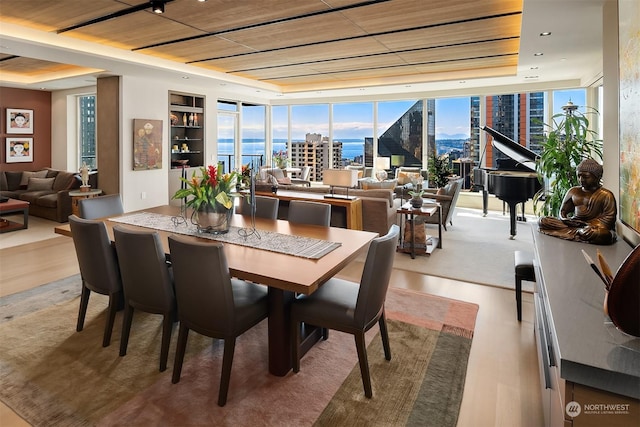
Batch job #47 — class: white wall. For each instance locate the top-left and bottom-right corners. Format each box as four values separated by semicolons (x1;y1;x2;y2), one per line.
51;85;95;172
117;75;268;212
119;75;169;212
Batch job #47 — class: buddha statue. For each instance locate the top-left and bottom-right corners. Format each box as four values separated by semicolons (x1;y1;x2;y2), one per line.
538;158;617;245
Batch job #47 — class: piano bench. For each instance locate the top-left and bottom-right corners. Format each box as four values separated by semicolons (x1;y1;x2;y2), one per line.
514;251;536;321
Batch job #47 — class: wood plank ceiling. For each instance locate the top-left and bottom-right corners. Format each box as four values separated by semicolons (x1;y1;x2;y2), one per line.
0;0;523;93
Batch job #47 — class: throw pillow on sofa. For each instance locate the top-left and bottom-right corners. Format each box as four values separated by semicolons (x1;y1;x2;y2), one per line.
19;170;48;188
27;177;55;191
397;171;422;185
4;171;23;191
52;171;78;191
362;179;397;190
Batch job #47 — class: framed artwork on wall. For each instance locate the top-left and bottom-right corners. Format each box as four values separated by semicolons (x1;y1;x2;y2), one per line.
6;137;33;163
133;118;163;170
6;108;34;134
618;0;640;234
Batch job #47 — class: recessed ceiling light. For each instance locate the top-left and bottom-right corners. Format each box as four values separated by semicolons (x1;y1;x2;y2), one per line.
534;52;544;56
540;32;552;37
151;1;165;14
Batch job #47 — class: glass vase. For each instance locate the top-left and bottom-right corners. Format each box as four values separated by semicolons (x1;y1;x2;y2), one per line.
192;203;232;234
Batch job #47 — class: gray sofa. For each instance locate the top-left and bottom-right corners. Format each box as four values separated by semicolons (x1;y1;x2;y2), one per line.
0;168;81;222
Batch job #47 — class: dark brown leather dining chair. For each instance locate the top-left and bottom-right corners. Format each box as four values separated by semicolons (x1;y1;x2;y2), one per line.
168;235;269;406
290;224;400;398
113;225;177;372
68;214;124;347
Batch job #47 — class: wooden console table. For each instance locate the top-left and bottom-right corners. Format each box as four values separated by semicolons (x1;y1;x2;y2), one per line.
256;189;363;230
532;226;639;426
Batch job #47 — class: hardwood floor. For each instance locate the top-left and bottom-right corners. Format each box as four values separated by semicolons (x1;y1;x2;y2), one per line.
0;226;543;427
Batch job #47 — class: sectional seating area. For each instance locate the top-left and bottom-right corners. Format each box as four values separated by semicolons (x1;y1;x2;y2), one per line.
0;168;81;222
253;166;464;236
253;167;401;236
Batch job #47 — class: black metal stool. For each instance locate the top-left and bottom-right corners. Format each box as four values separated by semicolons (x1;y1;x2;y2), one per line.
514;251;535;321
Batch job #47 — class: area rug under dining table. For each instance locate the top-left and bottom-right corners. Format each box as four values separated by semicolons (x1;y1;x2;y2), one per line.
0;275;478;427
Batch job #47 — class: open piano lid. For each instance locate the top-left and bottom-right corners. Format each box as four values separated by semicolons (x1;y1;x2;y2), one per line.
481;125;539;172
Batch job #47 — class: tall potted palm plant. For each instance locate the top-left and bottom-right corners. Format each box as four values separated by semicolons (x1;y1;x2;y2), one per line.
533;102;603;216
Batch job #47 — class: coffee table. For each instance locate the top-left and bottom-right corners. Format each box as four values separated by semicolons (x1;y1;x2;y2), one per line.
0;198;29;233
396;200;442;258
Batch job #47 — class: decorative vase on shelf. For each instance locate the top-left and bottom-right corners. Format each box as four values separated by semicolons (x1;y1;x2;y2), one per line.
192;203;232;234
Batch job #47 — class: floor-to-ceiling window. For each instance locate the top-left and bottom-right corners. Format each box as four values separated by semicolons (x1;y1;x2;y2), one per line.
78;95;96;169
272;105;288;160
332;102;373;167
434;97;472;156
241;103;266;170
217;100;238;173
290;104;330;179
434;97;471;187
219;87;594;183
374;100;422;170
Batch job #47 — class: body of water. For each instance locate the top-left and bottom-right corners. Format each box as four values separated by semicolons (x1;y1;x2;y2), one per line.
219;138;465;162
219;139;365;161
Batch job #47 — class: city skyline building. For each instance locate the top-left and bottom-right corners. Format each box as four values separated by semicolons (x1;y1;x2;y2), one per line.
290;133;343;181
474;92;545;169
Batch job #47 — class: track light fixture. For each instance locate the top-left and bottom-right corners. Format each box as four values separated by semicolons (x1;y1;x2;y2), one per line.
151;1;165;14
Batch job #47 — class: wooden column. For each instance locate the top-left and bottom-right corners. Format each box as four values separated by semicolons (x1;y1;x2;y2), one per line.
97;76;120;195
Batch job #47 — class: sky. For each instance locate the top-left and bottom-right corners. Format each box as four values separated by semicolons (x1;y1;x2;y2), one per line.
435;97;471;139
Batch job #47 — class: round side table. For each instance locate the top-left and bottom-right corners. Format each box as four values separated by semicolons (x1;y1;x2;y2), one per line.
70;189;103;216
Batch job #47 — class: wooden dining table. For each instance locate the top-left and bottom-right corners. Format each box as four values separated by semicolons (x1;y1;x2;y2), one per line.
55;205;377;376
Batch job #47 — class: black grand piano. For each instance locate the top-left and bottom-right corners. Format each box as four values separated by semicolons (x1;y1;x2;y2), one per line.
473;126;542;238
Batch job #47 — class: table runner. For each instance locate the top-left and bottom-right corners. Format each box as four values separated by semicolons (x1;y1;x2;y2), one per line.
109;212;341;259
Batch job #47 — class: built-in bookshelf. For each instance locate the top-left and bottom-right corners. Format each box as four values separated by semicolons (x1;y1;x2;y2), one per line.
169;92;204;170
168;91;205;206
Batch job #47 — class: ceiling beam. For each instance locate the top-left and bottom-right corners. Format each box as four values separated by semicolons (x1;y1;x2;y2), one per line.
57;1;175;34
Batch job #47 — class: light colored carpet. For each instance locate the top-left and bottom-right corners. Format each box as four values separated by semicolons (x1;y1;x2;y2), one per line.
0;214;61;249
351;207;536;292
0;276;478;427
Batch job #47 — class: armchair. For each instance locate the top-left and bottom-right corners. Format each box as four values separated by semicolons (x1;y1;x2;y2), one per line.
422;178;463;230
290;165;311;187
